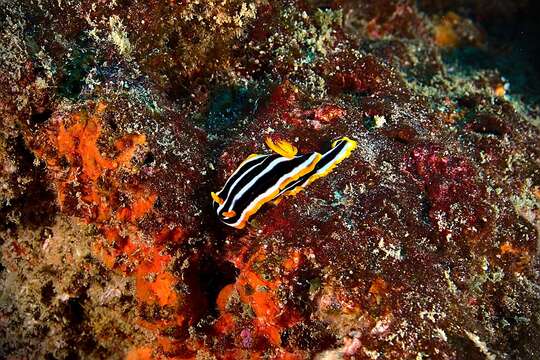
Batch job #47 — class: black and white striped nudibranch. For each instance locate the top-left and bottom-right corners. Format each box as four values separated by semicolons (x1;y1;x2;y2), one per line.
211;136;357;229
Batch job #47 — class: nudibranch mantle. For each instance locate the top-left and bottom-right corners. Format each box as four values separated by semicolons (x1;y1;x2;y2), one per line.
212;136;357;229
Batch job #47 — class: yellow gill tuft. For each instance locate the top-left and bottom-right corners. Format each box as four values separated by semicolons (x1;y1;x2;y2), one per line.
265;138;298;158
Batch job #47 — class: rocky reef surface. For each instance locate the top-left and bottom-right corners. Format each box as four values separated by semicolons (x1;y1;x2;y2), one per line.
1;0;539;359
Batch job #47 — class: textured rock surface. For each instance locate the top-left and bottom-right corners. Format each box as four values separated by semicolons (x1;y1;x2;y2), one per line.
1;0;539;359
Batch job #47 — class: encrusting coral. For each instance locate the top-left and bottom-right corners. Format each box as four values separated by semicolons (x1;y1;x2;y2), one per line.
1;0;539;359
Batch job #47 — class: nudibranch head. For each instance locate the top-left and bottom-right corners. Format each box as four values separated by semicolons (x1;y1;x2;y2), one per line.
211;136;357;229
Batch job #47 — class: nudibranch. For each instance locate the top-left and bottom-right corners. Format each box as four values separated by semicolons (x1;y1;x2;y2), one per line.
211;136;357;229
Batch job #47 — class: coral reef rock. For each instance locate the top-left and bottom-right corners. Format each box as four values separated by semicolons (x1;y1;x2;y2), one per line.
1;0;539;359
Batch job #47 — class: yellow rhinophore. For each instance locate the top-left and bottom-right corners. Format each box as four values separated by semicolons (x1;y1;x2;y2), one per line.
238;153;261;166
265;138;298;158
332;136;357;148
211;191;224;205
